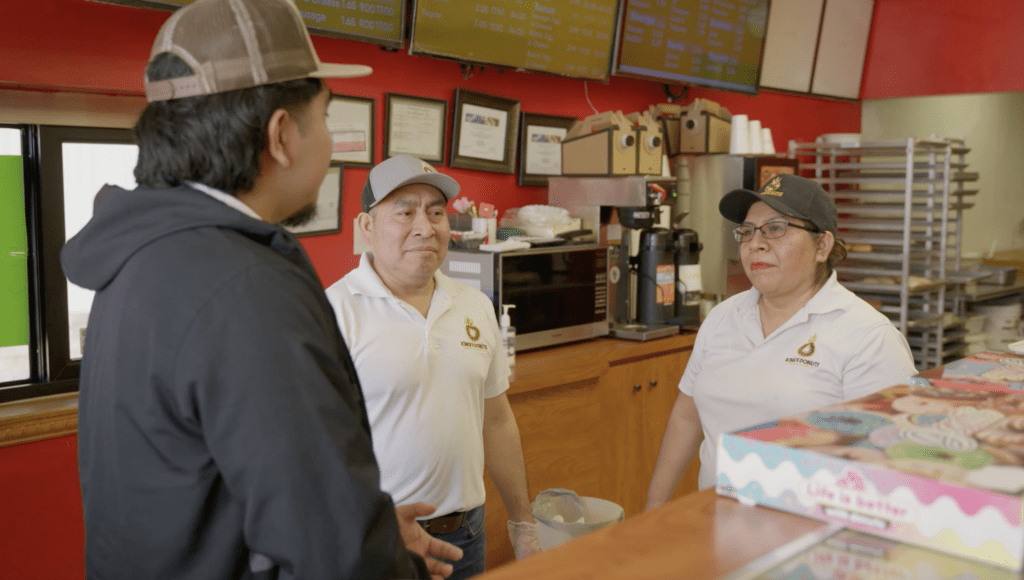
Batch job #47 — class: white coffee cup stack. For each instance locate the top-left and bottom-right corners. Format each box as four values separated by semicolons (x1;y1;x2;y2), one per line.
761;128;776;154
729;114;749;154
747;119;763;153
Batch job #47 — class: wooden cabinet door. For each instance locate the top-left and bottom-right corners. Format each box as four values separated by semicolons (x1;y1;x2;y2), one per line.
602;348;697;517
483;378;604;569
641;350;701;501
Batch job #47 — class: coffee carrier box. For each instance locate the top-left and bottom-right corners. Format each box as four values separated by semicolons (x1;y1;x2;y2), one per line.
716;377;1024;570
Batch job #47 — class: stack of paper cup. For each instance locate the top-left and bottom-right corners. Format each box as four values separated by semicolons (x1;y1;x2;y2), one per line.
761;128;776;154
729;114;749;154
748;119;762;153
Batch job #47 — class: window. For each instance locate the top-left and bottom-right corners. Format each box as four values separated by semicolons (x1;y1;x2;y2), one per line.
0;124;137;403
61;141;139;360
0;127;30;385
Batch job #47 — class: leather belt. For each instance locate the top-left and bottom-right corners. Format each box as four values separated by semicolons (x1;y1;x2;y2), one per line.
418;511;467;535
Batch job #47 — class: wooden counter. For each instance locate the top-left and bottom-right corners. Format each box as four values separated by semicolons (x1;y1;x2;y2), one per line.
478;489;830;580
484;333;699;568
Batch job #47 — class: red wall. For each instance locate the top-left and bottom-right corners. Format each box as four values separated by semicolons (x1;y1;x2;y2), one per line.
861;0;1024;99
0;0;865;577
0;436;83;580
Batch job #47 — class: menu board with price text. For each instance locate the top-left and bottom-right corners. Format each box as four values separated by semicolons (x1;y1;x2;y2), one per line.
87;0;405;48
614;0;769;94
411;0;621;81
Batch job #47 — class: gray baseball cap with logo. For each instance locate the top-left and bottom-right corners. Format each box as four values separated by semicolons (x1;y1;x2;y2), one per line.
144;0;372;102
719;173;838;236
361;155;461;213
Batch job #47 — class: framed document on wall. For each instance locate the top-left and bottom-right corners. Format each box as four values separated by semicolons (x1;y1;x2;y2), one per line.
285;162;342;237
328;95;375;167
450;89;520;174
518;112;576;186
384;93;448;164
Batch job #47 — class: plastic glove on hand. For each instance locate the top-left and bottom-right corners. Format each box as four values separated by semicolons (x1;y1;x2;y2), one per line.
507;520;542;560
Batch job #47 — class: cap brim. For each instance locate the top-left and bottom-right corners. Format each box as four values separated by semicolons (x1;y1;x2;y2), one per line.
392;172;461;201
719;189;761;224
311;63;373;79
719;188;808;225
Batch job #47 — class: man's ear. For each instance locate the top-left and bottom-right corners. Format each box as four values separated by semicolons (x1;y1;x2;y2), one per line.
265;108;293;169
356;212;374;246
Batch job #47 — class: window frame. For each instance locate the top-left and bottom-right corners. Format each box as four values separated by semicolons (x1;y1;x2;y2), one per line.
0;124;136;404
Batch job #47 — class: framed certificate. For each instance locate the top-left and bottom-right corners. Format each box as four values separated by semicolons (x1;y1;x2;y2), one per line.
518;112;577;186
328;95;374;167
450;89;520;174
384;93;448;164
285;162;342;237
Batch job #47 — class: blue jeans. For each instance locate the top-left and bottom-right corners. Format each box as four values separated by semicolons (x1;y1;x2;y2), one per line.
430;505;486;580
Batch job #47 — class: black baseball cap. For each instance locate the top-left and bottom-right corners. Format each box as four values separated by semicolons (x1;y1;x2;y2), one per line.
719;174;837;236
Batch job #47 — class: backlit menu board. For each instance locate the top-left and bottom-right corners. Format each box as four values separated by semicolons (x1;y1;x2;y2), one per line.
614;0;769;94
87;0;405;48
411;0;621;81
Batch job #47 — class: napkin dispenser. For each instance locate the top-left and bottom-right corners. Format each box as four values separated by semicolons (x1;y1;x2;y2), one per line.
561;111;637;176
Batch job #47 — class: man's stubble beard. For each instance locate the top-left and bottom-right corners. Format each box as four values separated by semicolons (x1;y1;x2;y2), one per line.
280;202;317;228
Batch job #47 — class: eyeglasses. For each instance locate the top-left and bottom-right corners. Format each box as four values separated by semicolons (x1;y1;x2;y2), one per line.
733;220;818;243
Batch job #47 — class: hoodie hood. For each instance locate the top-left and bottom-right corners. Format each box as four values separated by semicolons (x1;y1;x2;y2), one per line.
61;184;294;291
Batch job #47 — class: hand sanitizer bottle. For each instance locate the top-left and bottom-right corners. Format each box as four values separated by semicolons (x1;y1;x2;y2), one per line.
500;304;516;382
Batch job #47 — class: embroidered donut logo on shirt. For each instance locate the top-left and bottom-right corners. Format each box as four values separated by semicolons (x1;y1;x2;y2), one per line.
464;317;480;341
461;317;488;351
797;335;817;357
786;335;819;368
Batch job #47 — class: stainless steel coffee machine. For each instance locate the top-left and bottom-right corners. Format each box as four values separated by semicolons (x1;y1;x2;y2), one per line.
548;176;701;340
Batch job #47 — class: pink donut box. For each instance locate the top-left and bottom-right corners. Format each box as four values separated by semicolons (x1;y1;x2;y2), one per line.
717;352;1024;570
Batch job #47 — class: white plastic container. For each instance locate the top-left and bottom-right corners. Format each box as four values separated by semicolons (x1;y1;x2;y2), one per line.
533;493;625;551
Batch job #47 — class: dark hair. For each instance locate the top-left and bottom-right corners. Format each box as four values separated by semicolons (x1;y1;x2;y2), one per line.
133;53;324;195
817;236;847;287
790;216;847;287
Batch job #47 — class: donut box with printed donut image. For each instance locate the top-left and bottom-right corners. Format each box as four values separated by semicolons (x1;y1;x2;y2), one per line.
716;378;1024;570
936;351;1024;391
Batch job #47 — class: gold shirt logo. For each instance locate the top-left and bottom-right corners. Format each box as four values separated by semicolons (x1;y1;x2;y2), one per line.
465;317;481;342
797;335;817;357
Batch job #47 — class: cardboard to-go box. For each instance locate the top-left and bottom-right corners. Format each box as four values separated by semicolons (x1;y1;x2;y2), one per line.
561;111;637;176
626;110;664;175
679;100;731;153
716;367;1024;570
650;99;732;154
648;103;682;157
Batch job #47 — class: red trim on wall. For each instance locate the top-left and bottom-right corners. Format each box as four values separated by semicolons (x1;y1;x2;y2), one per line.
861;0;1024;99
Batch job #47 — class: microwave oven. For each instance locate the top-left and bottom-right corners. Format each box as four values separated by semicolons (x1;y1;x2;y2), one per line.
441;245;609;351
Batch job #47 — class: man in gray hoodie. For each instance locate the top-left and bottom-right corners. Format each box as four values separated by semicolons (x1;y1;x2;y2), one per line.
61;0;460;578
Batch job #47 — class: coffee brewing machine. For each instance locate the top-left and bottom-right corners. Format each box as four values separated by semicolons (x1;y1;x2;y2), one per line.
548;176;702;341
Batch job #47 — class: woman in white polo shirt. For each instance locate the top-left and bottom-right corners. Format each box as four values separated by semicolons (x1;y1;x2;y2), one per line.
645;174;917;505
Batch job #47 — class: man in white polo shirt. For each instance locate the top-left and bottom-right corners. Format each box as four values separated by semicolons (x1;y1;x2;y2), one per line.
325;155;540;579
